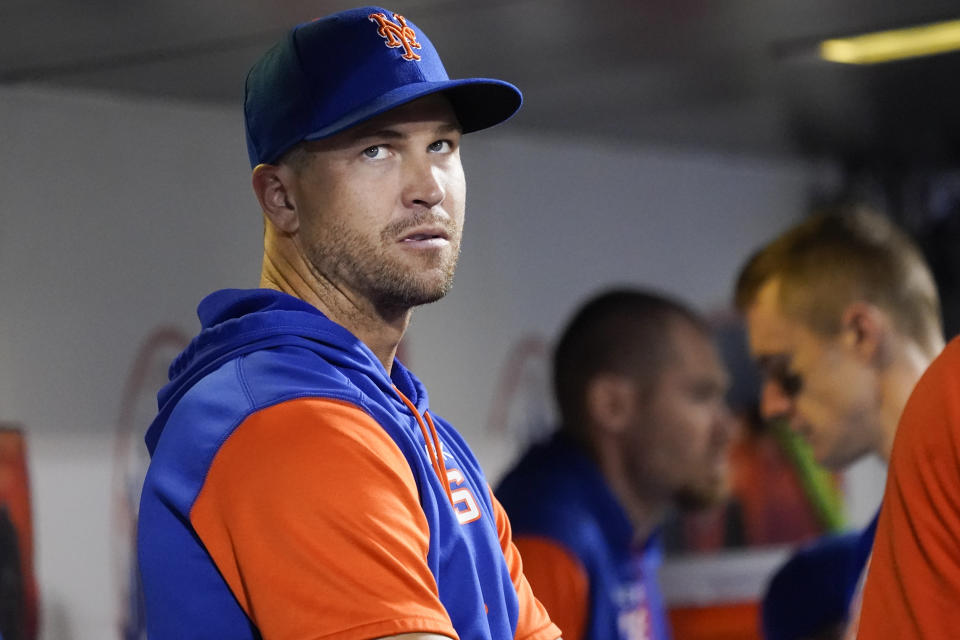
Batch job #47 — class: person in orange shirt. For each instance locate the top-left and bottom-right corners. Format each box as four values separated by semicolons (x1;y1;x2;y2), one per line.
733;206;943;640
497;289;735;640
137;7;560;640
855;302;960;639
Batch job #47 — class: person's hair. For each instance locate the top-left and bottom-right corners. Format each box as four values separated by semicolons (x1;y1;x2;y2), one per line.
276;141;313;173
553;288;707;445
734;205;942;358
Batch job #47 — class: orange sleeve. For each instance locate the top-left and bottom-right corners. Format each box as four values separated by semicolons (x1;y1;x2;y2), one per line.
510;534;588;640
857;340;960;640
490;493;564;640
190;397;457;640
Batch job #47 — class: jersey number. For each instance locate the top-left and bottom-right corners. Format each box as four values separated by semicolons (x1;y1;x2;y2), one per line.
446;468;481;524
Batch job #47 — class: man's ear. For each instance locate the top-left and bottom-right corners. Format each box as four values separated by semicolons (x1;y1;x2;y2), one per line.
585;374;638;436
840;301;888;363
251;163;299;234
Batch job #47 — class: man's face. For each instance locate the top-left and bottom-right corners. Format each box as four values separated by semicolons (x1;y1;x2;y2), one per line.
624;321;734;510
745;277;878;469
287;94;466;311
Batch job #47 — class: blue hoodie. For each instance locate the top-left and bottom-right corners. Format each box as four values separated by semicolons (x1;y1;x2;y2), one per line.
138;289;557;640
497;434;671;640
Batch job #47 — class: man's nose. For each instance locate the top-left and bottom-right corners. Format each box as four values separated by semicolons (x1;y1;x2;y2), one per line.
402;158;445;209
760;378;794;422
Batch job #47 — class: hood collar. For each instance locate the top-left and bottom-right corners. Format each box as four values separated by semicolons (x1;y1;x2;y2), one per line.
146;288;427;452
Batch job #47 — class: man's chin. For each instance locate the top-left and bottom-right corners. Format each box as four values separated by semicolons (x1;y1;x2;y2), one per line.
374;277;454;310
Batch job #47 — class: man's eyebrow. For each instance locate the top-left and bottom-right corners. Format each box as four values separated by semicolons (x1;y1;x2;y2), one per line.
348;121;461;142
435;122;461;135
347;128;405;142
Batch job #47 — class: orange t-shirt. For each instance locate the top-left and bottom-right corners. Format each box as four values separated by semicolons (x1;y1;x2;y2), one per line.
856;337;960;639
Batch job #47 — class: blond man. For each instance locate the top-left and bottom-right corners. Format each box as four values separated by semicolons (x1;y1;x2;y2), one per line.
734;206;943;640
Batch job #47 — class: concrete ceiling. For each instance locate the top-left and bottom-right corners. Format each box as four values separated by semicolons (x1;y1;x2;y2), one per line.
4;0;960;164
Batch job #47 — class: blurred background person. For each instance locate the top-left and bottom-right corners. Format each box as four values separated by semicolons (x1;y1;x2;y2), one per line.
662;317;841;556
496;288;735;640
733;206;944;640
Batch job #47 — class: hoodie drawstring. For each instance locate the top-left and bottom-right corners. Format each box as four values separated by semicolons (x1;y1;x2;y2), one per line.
394;386;455;506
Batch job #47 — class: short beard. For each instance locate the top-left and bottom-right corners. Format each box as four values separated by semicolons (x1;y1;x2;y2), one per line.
363;251;459;311
308;212;461;313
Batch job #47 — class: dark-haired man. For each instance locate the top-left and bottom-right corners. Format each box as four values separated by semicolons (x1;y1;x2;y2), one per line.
497;289;734;640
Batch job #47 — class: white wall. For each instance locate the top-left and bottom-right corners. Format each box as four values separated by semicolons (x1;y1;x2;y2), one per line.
0;84;853;639
1;86;260;639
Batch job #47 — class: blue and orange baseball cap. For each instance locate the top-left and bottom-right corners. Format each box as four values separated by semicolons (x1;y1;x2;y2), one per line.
244;6;523;168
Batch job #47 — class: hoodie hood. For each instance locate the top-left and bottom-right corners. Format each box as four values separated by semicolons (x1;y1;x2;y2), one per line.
145;288;428;454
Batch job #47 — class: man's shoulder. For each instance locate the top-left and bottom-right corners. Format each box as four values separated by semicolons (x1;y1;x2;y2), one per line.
155;345;373;469
172;344;363;423
498;436;601;504
909;334;960;400
235;345;366;407
497;440;612;553
942;334;960;361
145;345;400;516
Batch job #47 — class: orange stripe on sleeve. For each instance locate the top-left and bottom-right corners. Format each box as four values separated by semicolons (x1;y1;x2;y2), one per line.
190;397;458;640
490;492;564;640
512;534;589;640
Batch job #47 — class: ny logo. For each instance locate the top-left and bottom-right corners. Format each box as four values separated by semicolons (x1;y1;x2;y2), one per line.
368;12;422;61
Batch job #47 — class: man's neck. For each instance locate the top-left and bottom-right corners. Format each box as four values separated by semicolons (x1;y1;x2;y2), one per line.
260;254;410;374
594;439;666;545
876;337;942;462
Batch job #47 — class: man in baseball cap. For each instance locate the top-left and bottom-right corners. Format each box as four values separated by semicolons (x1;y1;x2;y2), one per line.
137;7;558;640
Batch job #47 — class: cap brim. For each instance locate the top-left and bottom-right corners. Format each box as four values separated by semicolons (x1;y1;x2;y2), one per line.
304;78;522;141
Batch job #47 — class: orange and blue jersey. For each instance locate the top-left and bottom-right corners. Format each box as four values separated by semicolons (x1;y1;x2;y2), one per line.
496;434;671;640
137;288;558;640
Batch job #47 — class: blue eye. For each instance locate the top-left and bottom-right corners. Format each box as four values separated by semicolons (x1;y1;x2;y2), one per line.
362;145;386;159
428;140;451;153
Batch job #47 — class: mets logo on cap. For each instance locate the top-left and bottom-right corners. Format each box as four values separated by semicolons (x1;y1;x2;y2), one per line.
368;12;422;61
